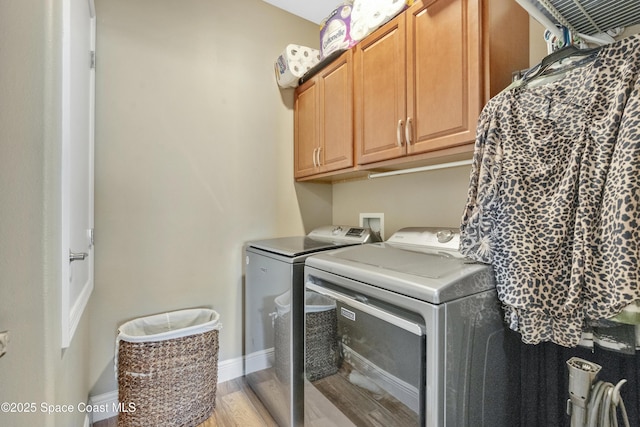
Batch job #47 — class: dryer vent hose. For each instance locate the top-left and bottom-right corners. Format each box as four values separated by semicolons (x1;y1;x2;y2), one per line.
566;357;630;427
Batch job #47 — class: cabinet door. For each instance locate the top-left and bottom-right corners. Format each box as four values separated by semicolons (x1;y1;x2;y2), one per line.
406;0;481;154
319;50;353;173
355;14;407;165
294;79;319;178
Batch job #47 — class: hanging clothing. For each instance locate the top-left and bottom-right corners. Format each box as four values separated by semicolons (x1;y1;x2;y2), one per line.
459;34;640;348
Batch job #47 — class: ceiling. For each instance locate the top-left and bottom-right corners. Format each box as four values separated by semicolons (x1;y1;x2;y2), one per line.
262;0;342;24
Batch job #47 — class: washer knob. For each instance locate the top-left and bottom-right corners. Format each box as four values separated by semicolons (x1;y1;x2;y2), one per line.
332;226;343;235
436;229;454;243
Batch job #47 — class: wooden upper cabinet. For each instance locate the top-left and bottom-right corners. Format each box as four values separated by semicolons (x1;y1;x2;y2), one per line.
320;50;353;173
354;14;407;165
294;50;353;179
356;0;529;166
406;0;481;154
295;0;528;179
294;79;319;178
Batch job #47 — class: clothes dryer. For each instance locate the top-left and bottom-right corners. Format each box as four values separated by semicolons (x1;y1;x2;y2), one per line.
244;225;377;427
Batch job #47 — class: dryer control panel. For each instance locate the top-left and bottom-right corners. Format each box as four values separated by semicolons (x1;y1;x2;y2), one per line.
308;225;378;243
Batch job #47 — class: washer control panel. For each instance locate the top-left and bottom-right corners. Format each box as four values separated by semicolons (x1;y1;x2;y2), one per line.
386;227;460;251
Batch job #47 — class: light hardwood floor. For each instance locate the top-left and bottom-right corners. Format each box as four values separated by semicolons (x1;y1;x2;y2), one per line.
94;367;417;426
93;377;277;427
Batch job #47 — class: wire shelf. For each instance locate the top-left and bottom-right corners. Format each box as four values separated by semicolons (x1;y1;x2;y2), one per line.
519;0;640;37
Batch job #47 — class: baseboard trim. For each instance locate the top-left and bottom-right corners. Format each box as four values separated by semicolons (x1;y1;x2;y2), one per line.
218;354;244;383
244;348;273;374
89;356;247;423
88;390;118;422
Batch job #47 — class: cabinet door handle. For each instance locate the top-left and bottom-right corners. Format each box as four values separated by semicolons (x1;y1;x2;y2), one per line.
317;147;322;166
396;120;404;146
405;117;412;146
312;148;318;167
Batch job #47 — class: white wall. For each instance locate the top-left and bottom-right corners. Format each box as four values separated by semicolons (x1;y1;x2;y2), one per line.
89;0;330;395
0;1;91;426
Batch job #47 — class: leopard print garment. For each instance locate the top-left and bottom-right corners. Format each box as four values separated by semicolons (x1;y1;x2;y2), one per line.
459;34;640;347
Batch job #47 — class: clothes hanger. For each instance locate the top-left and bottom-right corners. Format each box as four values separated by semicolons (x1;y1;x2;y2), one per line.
521;44;601;84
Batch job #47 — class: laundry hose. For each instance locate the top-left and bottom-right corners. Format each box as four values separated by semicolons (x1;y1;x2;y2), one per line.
585;379;630;427
567;357;630;427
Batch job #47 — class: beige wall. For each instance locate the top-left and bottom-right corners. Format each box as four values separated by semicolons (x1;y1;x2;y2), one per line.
0;2;50;425
89;0;329;395
0;1;91;426
333;167;472;237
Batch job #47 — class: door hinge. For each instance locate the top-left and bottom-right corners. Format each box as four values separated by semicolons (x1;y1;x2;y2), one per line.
90;50;96;69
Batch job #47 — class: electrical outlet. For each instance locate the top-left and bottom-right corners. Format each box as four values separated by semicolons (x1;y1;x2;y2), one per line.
0;330;9;358
360;213;384;241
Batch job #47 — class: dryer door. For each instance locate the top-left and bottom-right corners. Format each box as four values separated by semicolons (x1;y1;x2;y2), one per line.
304;281;425;427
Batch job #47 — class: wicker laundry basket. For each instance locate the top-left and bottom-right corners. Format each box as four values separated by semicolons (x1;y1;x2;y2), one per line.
116;308;221;427
274;291;338;382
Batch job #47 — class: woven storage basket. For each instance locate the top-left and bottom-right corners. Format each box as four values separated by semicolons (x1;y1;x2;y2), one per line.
116;309;220;427
274;291;338;382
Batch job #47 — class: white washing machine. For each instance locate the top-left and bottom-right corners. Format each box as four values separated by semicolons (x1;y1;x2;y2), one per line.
302;227;518;426
244;225;378;427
